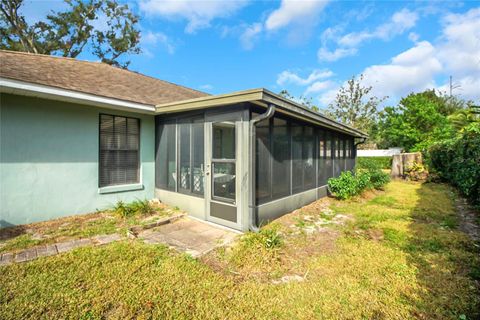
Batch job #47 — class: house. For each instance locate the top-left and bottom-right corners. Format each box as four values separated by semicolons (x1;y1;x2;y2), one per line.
0;50;367;231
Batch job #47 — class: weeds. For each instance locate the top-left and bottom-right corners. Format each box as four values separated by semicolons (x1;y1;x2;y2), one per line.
112;199;154;218
243;227;283;250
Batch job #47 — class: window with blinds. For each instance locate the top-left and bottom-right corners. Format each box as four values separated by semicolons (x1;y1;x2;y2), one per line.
99;114;140;187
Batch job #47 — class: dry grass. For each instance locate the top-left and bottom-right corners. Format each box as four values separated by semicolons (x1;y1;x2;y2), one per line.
0;201;175;254
1;180;479;319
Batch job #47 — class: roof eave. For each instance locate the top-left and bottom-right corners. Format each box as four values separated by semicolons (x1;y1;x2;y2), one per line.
155;88;368;138
0;77;156;114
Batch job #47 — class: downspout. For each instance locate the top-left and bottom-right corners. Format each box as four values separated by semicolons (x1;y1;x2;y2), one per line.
249;104;276;232
353;137;367;168
354;137;367;155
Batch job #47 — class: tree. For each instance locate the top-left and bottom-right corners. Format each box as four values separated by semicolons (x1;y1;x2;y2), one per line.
448;105;480;132
279;89;320;112
327;74;387;133
376;90;457;152
0;0;140;68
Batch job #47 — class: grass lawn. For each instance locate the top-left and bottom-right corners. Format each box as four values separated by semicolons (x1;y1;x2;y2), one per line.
0;201;177;254
1;181;479;319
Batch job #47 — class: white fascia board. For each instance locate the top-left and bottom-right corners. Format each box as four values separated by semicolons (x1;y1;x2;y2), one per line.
0;78;156;114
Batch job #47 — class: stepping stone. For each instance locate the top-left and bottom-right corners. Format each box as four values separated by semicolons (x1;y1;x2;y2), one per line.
92;234;122;245
14;251;27;263
0;252;14;266
56;238;92;253
24;248;37;261
36;245;58;258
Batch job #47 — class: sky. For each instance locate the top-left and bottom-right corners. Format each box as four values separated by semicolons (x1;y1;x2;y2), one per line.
21;0;480;108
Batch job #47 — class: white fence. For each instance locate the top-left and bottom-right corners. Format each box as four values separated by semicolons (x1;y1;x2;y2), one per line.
357;148;402;157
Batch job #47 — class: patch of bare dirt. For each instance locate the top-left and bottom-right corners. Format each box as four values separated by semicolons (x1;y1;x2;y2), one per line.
454;196;480;243
0;211;106;241
201;196;344;283
0;202;171;242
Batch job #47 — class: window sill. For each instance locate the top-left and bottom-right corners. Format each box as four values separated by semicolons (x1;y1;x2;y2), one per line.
98;183;144;194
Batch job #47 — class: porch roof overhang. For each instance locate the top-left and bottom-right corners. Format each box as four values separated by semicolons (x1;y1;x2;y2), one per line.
155;88;368;138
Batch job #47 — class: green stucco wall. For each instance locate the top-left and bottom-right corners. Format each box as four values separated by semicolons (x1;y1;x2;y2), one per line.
0;94;155;227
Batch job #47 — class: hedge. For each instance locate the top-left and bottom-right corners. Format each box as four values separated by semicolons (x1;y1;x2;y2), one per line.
428;125;480;204
328;162;391;200
357;157;392;170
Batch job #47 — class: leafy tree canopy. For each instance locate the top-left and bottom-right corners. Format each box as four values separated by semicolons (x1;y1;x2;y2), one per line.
327;74;387;134
448;105;480;132
375;90;468;152
0;0;140;68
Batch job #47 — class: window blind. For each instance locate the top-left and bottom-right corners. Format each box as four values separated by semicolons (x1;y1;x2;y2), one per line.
99;114;140;187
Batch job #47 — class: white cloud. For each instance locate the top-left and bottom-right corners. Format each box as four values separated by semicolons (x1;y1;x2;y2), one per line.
436;8;480;78
338;8;419;47
437;76;480;100
235;0;329;49
142;31;175;54
240;23;263;50
318;87;339;106
277;69;333;86
317;47;357;61
362;41;442;98
376;8;419;39
265;0;329;31
318;8;419;62
305;80;335;94
358;8;480;102
408;32;419;42
140;0;248;33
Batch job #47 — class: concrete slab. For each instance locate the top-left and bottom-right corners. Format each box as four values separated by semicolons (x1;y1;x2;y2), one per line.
139;217;239;257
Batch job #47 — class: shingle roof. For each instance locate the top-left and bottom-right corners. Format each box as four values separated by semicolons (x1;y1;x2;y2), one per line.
0;50;208;106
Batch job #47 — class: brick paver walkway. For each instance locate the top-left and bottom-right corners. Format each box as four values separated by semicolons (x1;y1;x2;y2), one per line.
0;234;122;266
0;217;239;266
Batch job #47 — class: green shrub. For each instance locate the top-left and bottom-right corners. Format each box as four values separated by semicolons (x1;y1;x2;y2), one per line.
328;171;359;199
328;165;390;200
369;169;391;189
428;124;480;204
357;157;392;170
356;171;373;191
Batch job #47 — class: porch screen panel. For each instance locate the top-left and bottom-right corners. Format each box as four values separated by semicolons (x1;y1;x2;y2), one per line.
192;121;205;195
256;119;271;204
325;131;333;180
291;124;303;194
178;123;191;193
271;117;290;200
339;137;346;172
333;135;342;177
318;130;328;186
303;126;316;190
156;121;176;191
344;138;350;171
99;114;139;187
